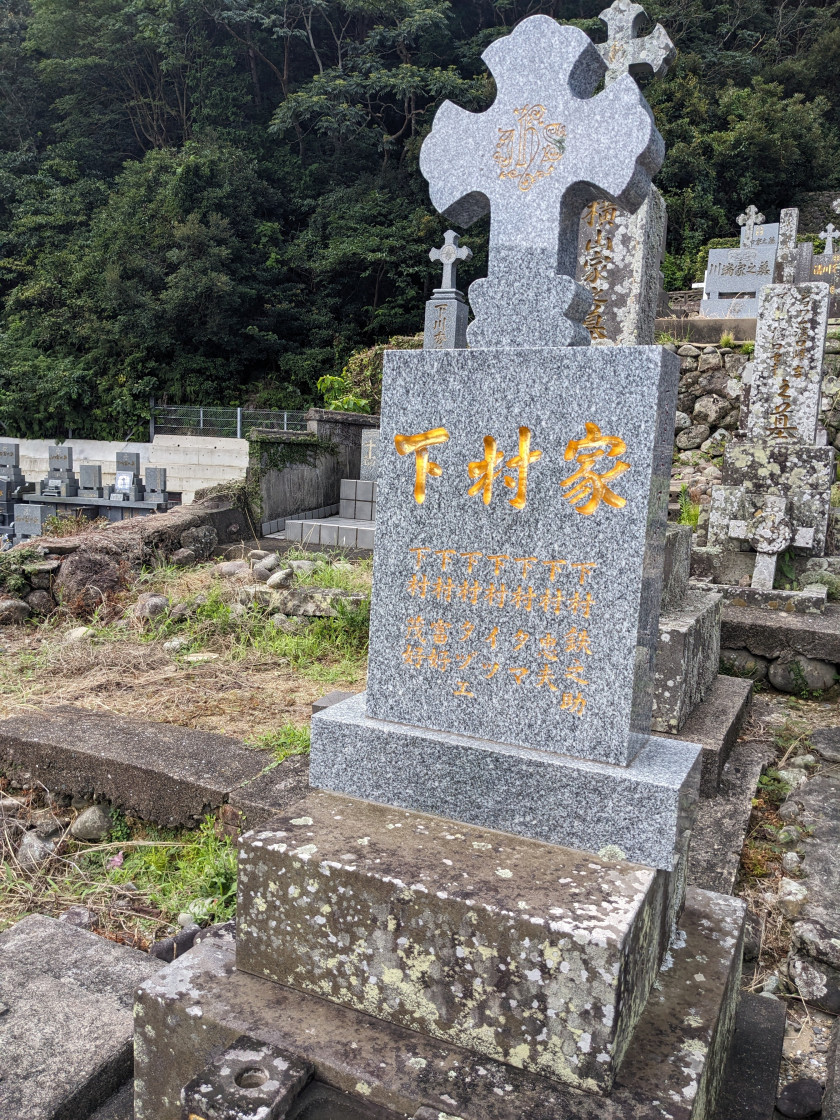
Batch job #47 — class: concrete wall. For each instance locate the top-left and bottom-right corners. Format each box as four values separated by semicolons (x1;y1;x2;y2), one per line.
11;435;249;504
254;410;380;527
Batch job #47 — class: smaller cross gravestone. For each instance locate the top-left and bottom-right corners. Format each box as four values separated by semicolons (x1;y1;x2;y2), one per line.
423;231;471;350
820;223;837;257
359;429;380;483
418;16;664;348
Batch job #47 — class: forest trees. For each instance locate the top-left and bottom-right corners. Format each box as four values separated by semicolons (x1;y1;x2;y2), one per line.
0;0;838;435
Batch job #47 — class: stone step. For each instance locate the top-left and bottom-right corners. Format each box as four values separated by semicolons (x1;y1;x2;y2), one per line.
0;705;269;828
0;914;162;1120
134;884;745;1120
656;673;754;798
721;601;840;664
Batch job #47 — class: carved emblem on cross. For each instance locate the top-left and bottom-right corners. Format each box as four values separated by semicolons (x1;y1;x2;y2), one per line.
429;230;472;292
737;204;765;248
820;222;837;257
418;16;664;349
597;0;676;86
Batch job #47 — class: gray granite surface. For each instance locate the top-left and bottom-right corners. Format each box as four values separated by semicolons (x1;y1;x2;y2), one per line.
309;692;701;870
652;589;722;733
596;0;675;85
418;16;664;347
365;345;678;767
423;291;469;349
701;247;776;317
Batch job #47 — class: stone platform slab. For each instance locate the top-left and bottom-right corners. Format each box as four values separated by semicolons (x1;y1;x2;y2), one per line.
309;692;702;870
652;589;722;735
134;886;744;1120
0;914;162;1120
0;705;268;828
721;602;840;663
283;514;375;550
236;792;676;1092
655;674;753;798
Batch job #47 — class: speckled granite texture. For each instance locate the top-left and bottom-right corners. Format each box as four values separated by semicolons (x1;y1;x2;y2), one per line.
133;887;745;1120
309;692;701;870
363;345;679;768
418;17;664;348
236;792;674;1092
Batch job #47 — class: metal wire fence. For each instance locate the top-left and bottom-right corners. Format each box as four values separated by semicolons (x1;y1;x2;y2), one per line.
151;405;309;439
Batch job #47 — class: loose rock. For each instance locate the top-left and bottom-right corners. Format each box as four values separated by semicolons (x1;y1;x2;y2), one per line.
131;593;169;621
769;653;837;695
171;548;196;567
59;905;97;929
720;647;769;681
238;585;273;608
70;804;112;841
783;852;803;873
778;877;809;918
778;768;809;790
179;524;217;560
0;598;30;624
776;1077;824;1118
25;590;54;615
163;637;188;653
289;559;318;575
216;561;249;578
247;550;270;561
675;424;710;450
254;553;280;573
812;728;840;764
266;568;294;589
65;626;94;642
16;830;56;869
789;754;817;770
270;588;365;618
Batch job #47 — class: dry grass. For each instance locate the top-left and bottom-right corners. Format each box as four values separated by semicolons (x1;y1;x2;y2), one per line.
0;553;371;736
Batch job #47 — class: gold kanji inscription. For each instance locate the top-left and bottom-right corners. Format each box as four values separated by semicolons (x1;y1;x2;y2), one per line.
561;422;630;515
503;427;542;510
468;437;505;505
395;428;450;504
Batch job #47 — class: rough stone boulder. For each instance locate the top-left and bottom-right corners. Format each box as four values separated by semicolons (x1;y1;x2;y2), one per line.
270;588;367;617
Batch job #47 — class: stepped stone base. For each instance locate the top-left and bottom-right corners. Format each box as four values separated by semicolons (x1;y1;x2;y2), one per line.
310;692;702;870
655;674;753;798
236;793;679;1092
134;886;745;1120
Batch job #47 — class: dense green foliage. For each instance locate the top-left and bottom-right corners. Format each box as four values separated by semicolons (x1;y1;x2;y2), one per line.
1;0;838;436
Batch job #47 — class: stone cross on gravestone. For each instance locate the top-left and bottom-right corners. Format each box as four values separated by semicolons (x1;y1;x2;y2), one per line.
424;231;472;350
832;198;840;217
429;230;472;291
820;222;837;257
418;16;664;349
737;205;765;248
596;0;676;86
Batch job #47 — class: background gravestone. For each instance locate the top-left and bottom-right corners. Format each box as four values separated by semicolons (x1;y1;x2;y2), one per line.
359;429;380;483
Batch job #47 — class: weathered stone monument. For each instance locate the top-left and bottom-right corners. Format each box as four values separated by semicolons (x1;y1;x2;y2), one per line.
574;0;672;344
136;17;745;1119
704;281;834;596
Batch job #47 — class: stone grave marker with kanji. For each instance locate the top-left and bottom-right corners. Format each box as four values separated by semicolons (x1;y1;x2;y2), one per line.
311;14;700;874
707;282;834;590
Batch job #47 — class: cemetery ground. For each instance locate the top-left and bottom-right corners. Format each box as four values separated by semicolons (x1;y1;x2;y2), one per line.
0;541;371;949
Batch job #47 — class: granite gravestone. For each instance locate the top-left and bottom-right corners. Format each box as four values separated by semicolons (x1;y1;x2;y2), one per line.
112;452;143;501
14;502;48;540
423;230;471;349
417;16;664;348
707;282;834;589
40;446;78;497
79;464;104;497
311;16;701;871
595;0;675;84
810;221;840;317
701;204;778;317
359;428;380;483
145;466;167;502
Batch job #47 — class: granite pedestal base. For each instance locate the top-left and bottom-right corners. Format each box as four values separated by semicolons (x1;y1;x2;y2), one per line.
651;589;722;734
236;792;678;1093
134;886;745;1120
309;693;702;871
